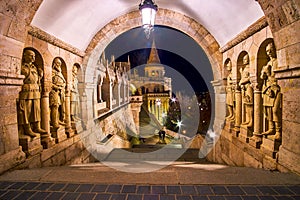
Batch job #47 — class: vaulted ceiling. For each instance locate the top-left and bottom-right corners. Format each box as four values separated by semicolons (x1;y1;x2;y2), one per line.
31;0;264;51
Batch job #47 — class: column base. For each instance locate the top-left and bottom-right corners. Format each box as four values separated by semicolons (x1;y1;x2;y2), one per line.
72;120;83;134
233;126;240;137
224;120;235;133
19;135;43;157
261;135;282;159
249;135;262;149
239;126;253;143
66;127;75;138
51;126;67;143
40;133;56;149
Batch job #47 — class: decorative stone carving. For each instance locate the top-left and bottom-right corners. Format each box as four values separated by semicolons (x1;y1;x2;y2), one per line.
70;64;81;122
260;42;282;141
239;54;253;129
17;49;47;138
225;60;235;122
49;57;66;129
282;0;300;24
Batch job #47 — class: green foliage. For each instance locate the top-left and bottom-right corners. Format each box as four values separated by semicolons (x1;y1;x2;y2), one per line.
130;137;141;145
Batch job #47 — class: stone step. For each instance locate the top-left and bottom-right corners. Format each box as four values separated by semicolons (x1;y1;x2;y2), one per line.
132;143;182;149
104;148;205;162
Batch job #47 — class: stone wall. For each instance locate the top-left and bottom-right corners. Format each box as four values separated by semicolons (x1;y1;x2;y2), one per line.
207;2;300;174
0;0;43;173
0;0;299;176
0;23;133;174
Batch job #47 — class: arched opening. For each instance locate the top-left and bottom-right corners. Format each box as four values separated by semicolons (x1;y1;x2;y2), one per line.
103;26;213;135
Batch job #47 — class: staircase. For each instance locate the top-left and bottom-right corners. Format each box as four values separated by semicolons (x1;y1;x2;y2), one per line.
103;147;204;162
138;105;161;139
101;105;205;164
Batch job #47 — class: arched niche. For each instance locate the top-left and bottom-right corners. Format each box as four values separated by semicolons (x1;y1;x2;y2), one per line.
120;78;125;104
71;62;82;119
256;38;276;90
18;47;45;135
102;73;111;109
50;57;67;125
52;57;68;83
22;47;44;72
73;63;82;77
96;75;102;103
223;58;232;81
22;47;46;94
237;51;250;84
112;75;119;108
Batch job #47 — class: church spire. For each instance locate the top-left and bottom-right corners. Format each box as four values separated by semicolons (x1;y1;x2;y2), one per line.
147;40;160;64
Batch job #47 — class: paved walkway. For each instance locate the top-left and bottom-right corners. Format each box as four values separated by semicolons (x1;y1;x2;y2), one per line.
0;160;299;200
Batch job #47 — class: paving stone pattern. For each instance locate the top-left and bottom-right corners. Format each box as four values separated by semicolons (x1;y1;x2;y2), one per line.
0;181;299;200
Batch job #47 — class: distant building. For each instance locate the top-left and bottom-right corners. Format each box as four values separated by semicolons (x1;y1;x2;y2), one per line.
130;41;171;125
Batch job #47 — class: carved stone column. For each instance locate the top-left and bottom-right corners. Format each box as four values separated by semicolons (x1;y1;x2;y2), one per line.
234;89;242;135
41;81;55;149
250;84;263;148
64;87;74;138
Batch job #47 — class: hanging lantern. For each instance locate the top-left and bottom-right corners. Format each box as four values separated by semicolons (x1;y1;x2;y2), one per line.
139;0;158;38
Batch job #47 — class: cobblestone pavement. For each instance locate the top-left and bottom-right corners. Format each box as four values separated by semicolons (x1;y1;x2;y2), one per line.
0;181;299;200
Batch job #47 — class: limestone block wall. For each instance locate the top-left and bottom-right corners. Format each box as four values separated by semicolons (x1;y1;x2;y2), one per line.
0;23;91;173
0;21;132;174
0;0;43;173
207;10;300;174
265;0;300;174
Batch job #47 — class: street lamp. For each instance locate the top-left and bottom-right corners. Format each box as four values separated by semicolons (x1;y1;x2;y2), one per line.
139;0;158;39
176;120;182;139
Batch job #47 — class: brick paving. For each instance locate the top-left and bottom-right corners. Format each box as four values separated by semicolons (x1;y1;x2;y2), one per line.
0;181;299;200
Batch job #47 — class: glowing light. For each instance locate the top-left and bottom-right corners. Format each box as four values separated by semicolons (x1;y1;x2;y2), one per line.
177;121;182;127
156;99;161;106
139;0;158;39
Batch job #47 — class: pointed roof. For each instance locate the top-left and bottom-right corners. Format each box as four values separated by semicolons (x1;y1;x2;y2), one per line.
147;40;161;64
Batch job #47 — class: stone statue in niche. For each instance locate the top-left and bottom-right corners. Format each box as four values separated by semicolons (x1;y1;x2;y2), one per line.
260;42;281;140
225;60;235;121
18;49;47;137
70;64;81;121
49;57;66;129
239;54;253;128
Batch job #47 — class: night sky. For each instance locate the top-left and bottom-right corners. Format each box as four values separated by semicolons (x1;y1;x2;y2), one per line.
105;25;214;94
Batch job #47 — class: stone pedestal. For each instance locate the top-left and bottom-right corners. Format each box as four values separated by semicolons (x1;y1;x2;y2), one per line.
72;120;83;134
19;135;43;157
51;126;67;143
261;136;281;159
40;133;55;149
232;127;240;137
249;135;262;149
239;126;252;143
0;146;26;174
66;127;75;138
224;120;235;133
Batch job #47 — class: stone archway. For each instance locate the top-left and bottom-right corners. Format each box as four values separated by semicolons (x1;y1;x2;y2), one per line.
83;9;225;133
84;9;222;82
